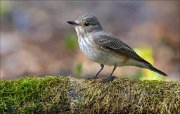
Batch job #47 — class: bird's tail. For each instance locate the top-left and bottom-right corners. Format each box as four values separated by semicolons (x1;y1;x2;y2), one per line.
146;64;167;76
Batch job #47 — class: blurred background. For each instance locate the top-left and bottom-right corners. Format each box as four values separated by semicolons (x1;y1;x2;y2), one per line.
0;1;179;81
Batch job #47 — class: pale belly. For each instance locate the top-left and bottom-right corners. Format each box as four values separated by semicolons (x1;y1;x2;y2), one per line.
78;38;126;66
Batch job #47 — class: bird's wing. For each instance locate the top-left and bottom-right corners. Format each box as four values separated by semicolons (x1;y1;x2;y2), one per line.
92;34;150;65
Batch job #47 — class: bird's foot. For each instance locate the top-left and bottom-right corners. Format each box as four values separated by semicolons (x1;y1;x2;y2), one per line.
86;76;98;80
101;76;117;83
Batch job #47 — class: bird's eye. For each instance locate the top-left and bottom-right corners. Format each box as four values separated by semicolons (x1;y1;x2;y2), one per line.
84;22;90;26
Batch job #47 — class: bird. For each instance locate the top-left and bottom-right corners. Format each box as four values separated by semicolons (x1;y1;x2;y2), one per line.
67;13;167;81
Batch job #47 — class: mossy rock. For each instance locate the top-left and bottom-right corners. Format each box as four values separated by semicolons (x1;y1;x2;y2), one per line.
0;76;70;113
0;76;179;114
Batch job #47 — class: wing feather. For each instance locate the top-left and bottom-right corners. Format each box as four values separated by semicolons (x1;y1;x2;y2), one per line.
92;34;150;65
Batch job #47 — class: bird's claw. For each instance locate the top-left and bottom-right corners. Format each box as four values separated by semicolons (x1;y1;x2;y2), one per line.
86;76;98;80
101;76;116;83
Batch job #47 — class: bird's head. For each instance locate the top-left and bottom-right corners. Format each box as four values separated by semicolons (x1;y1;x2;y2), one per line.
67;13;103;34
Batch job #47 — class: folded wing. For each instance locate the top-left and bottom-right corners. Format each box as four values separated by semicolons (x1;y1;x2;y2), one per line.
92;34;151;65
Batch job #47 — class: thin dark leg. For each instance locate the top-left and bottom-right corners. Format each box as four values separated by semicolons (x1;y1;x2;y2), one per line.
109;65;117;77
102;65;117;82
93;64;104;79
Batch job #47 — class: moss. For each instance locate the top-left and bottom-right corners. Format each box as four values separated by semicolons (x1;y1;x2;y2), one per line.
77;78;180;114
0;76;70;113
0;76;179;114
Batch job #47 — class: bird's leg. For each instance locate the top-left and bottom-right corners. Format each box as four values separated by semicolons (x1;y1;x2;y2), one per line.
110;65;117;77
92;64;104;79
102;65;117;82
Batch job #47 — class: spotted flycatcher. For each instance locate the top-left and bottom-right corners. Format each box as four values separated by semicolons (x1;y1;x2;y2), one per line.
67;13;167;81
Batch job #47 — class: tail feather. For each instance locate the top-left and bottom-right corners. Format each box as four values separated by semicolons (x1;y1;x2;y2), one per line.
146;64;167;76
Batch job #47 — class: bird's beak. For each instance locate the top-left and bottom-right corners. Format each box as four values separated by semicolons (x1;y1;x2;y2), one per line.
67;21;79;26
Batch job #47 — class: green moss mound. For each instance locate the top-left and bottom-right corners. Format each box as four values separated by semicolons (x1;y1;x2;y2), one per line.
0;76;70;113
0;76;179;114
79;79;180;114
